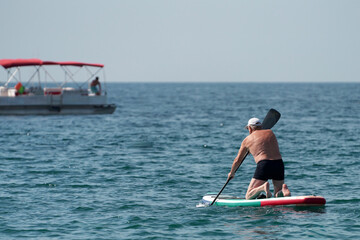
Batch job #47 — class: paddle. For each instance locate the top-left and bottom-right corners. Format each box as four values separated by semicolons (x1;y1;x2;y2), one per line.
210;108;281;206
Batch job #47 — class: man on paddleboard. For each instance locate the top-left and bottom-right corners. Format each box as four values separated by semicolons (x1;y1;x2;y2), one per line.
227;117;291;199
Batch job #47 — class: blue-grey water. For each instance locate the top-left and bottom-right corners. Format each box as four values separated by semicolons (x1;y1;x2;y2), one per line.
0;83;359;239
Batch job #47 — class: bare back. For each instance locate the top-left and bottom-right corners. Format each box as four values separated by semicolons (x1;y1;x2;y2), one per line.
243;129;282;163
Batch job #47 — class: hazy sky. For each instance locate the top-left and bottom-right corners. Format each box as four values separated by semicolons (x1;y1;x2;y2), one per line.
1;0;359;82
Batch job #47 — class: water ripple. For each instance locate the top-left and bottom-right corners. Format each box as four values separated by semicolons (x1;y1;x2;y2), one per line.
0;83;359;239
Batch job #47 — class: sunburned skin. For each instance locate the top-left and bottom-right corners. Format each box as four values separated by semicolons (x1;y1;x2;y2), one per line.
243;129;282;164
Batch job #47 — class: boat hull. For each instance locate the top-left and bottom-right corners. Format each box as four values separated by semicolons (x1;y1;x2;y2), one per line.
0;104;116;115
0;93;116;115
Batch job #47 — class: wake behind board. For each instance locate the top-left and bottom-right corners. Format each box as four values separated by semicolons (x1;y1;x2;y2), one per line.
199;193;326;207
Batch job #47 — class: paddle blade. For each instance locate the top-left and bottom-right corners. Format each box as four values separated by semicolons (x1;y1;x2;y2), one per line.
262;109;281;130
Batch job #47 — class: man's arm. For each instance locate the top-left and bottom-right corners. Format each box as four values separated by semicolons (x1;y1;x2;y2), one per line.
227;139;248;180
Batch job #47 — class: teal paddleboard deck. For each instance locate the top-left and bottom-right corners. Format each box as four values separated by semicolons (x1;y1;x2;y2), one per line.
200;194;326;207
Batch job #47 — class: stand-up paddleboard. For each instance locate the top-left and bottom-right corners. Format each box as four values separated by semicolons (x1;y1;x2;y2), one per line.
199;193;326;207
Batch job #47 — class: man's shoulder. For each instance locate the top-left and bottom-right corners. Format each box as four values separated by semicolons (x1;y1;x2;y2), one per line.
242;134;251;144
259;129;273;134
253;129;274;138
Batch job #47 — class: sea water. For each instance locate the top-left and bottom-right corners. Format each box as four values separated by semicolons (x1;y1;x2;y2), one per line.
0;83;359;239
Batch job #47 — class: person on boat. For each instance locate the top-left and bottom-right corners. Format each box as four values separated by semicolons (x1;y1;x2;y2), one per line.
227;117;291;199
90;77;102;95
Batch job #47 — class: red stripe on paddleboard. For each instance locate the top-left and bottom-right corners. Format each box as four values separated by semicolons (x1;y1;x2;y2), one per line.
260;197;326;206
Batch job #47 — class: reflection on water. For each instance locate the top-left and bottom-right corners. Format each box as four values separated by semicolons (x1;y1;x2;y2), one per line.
223;206;326;239
291;206;326;214
233;226;281;240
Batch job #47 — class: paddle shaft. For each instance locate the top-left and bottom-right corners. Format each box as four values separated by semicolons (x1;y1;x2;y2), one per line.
210;151;249;205
210;109;281;206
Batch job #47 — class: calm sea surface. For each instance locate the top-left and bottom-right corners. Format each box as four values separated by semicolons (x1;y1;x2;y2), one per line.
0;83;359;239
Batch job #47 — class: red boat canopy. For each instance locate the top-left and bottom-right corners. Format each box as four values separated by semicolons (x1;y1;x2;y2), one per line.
0;59;43;68
0;59;104;69
43;61;104;68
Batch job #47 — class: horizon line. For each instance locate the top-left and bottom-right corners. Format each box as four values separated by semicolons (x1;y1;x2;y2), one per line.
105;81;359;84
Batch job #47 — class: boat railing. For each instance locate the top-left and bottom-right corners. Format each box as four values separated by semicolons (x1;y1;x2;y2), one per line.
44;88;62;95
0;86;108;97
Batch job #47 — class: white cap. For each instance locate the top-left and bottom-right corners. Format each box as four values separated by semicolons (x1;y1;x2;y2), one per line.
245;117;262;129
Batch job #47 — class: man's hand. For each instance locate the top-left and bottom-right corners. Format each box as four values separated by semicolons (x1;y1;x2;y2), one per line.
227;172;234;181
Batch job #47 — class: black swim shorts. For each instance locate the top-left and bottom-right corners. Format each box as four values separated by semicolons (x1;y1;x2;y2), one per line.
253;159;284;181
